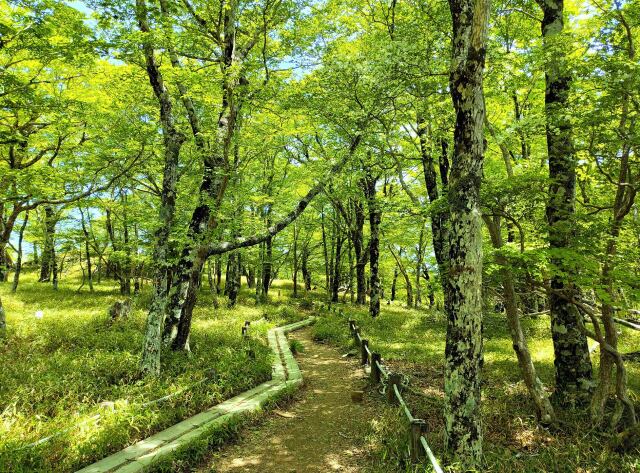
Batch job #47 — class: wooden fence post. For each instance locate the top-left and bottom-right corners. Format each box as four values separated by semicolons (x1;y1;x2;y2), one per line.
353;326;360;346
410;419;427;462
361;339;369;365
371;353;381;384
386;373;402;404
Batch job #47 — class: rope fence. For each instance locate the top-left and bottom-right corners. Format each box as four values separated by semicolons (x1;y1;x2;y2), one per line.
318;302;444;472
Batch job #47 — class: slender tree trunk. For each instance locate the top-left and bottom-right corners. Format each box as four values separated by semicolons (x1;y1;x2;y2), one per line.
292;222;299;297
321;211;330;296
353;199;367;304
11;212;28;293
226;251;240;307
79;209;94;293
389;246;413;307
121;192;132;295
391;265;398;301
536;0;593;406
262;235;273;297
591;111;637;426
301;243;312;291
415;222;426;308
39;206;56;283
331;217;343;303
484;216;555;424
443;0;489;466
362;170;380;318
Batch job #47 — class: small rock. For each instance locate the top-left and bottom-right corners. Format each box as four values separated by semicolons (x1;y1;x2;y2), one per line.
350;391;364;403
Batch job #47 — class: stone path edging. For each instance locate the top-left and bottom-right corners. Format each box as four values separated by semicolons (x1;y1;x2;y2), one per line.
76;317;315;473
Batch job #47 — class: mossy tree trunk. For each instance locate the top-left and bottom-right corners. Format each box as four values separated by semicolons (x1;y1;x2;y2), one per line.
536;0;593;406
443;0;489;467
137;0;186;376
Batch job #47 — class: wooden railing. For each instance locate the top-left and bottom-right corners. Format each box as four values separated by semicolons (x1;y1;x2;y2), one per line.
318;303;444;472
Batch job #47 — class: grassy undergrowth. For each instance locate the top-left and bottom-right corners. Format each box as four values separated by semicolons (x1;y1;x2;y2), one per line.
0;272;310;473
313;303;640;472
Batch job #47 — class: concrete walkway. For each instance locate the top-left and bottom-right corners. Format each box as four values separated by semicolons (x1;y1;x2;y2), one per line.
76;318;314;473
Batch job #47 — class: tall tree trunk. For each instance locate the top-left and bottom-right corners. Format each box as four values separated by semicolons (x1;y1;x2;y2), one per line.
226;251;241;307
362;170;380;318
79;209;94;292
292;222;299;297
418;117;449;269
137;0;186;376
391;265;398;301
389;246;413;307
301;243;312;291
11;212;28;293
39;206;56;283
415;222;426;308
331;216;343;303
321;211;330;297
591;35;637;424
0;296;5;338
262;235;273;297
443;0;489;466
536;0;593;406
121;192;132;295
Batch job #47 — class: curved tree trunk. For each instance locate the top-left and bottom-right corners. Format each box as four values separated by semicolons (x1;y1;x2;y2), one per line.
484;215;555;424
137;0;186;376
11;212;29;293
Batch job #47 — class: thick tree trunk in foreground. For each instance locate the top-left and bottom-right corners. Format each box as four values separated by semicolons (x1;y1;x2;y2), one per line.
537;0;593;406
137;0;186;376
443;0;489;466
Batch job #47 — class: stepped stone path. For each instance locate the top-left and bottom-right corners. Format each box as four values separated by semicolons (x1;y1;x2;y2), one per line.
200;328;381;473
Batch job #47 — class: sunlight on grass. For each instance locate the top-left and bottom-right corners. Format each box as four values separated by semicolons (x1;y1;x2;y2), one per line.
0;273;313;472
313;302;640;472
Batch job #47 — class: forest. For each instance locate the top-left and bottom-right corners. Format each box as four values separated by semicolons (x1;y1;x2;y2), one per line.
0;0;639;471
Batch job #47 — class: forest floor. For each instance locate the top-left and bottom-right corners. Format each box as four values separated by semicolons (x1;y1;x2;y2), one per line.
199;328;392;473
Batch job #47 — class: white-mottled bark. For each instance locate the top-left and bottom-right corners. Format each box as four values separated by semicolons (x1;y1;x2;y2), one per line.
443;0;490;467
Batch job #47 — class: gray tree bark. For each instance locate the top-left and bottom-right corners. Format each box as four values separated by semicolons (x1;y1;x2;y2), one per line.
443;0;489;467
536;0;593;406
137;0;186;376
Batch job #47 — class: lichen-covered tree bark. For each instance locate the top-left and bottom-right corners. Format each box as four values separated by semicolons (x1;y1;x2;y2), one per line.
443;0;489;466
137;0;186;376
536;0;593;406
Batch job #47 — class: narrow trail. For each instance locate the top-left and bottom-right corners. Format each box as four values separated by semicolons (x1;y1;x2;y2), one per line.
201;328;381;473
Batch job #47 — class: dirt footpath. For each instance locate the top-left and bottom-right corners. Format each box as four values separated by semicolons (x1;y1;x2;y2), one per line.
201;328;382;473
